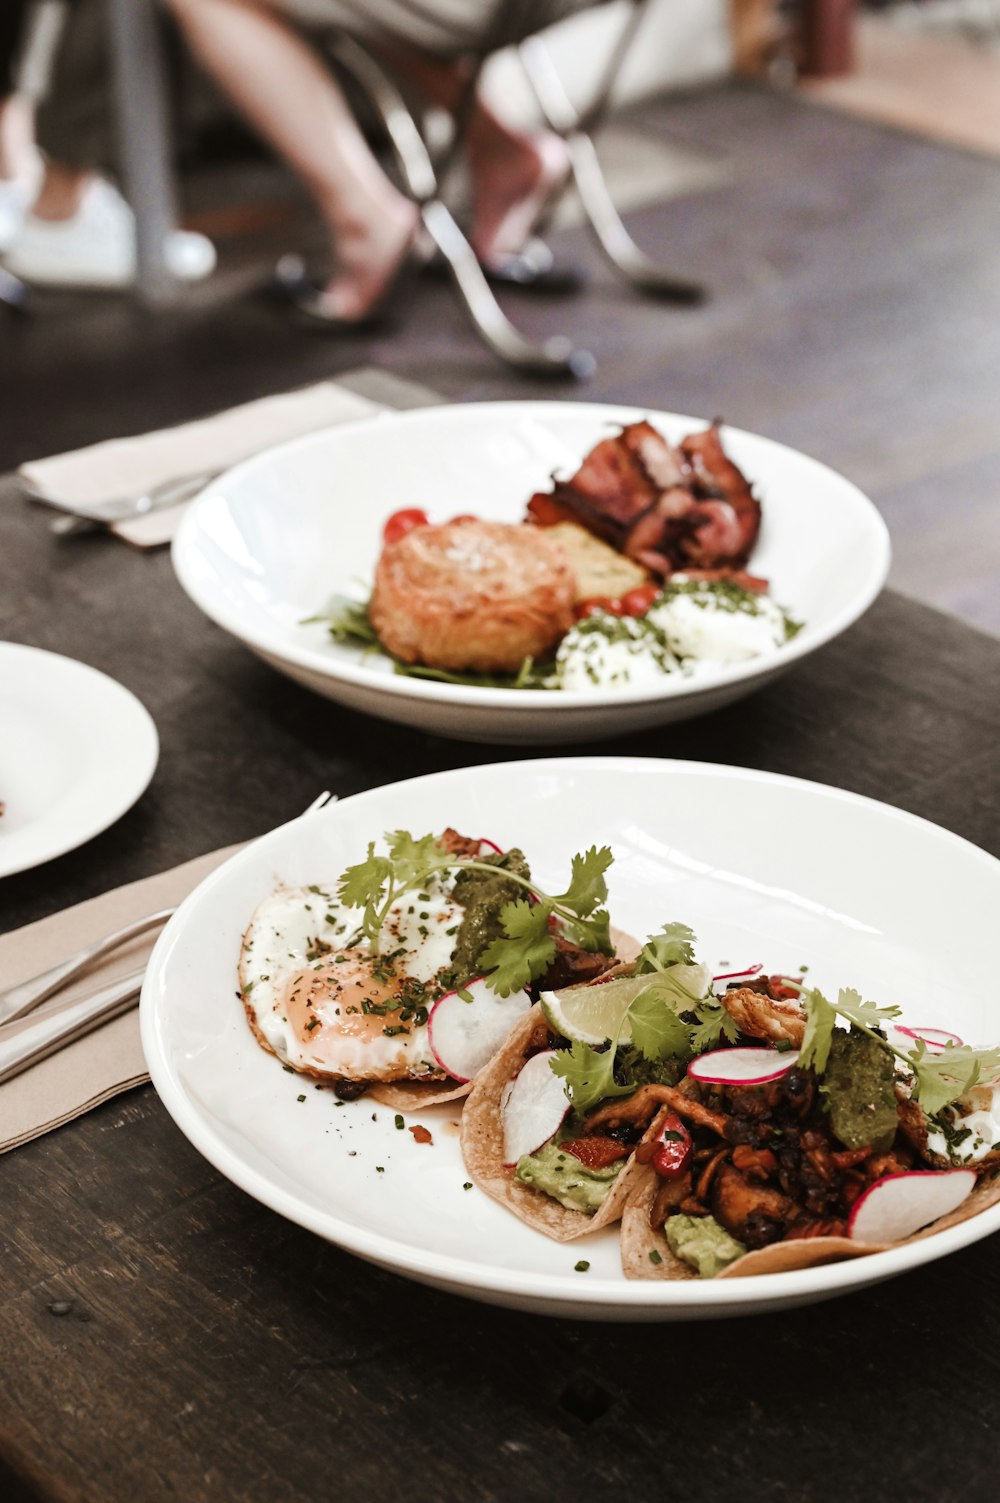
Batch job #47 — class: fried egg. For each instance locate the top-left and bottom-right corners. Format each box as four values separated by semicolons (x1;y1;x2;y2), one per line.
238;875;464;1082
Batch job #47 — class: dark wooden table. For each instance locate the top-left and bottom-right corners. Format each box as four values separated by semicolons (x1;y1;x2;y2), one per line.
2;381;999;1503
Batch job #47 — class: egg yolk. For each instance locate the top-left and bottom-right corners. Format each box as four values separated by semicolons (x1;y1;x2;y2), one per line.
282;949;411;1048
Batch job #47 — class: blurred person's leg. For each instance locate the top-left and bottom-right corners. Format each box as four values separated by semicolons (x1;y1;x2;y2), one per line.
166;0;418;319
4;0;215;286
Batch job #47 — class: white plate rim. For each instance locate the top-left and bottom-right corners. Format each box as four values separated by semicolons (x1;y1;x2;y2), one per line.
171;401;892;712
0;642;159;878
140;756;1000;1313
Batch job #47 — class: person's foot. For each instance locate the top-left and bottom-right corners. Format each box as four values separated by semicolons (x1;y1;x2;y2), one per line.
318;195;419;321
469;129;569;267
2;176;216;288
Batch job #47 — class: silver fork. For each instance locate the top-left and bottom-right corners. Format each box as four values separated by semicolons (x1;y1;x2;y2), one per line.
0;909;174;1027
21;468;221;535
0;792;337;1084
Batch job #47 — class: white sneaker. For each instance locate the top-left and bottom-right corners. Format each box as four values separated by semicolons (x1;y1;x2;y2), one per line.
2;176;216;288
0;149;44;254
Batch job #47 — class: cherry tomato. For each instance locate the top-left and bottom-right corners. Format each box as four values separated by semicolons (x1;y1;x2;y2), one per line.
619;583;660;617
574;596;624;620
650;1112;692;1180
383;507;429;545
562;1136;629;1170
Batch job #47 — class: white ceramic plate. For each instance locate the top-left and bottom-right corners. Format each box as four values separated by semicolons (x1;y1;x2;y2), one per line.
141;758;999;1321
0;643;159;879
171;402;890;744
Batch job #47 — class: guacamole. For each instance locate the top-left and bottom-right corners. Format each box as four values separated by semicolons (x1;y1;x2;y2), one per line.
665;1214;747;1278
515;1139;622;1214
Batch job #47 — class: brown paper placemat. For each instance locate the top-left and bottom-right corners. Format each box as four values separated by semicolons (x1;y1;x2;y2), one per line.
0;843;244;1152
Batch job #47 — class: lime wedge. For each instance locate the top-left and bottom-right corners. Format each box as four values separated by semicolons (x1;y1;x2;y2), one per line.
540;963;710;1046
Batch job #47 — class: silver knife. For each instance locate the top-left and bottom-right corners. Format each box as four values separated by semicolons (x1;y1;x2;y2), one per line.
0;966;146;1086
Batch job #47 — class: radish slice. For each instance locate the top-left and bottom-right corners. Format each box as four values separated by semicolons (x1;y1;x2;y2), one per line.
895;1026;964;1051
713;963;763;985
848;1168;976;1243
478;838;503;856
501;1050;571;1165
426;977;530;1084
688;1046;799;1086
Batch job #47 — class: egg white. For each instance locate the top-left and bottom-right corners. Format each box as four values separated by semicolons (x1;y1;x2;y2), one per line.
238;875;464;1080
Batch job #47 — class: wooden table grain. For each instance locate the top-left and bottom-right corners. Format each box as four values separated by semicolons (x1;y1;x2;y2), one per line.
1;386;999;1503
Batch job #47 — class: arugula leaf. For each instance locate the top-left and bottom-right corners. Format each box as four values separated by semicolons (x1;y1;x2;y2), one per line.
628;987;695;1063
634;922;697;974
550;1040;632;1115
476;899;556;996
690;1001;740;1054
797;987;838;1074
550;846;613;918
306;595;379;647
911;1042;1000;1118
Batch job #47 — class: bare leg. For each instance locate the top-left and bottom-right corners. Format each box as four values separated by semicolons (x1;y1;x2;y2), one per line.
165;0;417;316
0;93;35;180
378;47;568;264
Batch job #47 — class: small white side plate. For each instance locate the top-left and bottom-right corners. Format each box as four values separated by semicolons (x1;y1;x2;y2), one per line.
0;643;159;878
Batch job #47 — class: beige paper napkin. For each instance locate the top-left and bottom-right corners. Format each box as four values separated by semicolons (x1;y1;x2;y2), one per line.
0;843;245;1153
19;381;382;548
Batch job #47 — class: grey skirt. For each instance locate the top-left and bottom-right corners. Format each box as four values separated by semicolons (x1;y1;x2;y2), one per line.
274;0;595;56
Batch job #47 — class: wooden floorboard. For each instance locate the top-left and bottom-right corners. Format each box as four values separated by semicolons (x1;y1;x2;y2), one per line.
2;81;997;634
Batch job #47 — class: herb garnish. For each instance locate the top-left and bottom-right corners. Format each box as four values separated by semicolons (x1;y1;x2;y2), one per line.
337;831;614;995
796;984;1000;1119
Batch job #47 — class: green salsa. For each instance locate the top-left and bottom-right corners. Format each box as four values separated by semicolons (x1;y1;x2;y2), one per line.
822;1029;898;1152
451;847;531;978
665;1214;747;1278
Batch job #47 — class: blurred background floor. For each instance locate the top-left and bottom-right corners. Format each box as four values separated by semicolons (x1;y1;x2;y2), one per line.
2;77;998;637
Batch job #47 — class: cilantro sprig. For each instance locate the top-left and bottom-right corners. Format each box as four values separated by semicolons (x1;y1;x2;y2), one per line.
796;983;1000;1120
336;832;613;996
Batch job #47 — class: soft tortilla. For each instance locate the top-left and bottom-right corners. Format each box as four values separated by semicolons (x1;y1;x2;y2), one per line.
619;1158;1000;1281
461;1001;656;1243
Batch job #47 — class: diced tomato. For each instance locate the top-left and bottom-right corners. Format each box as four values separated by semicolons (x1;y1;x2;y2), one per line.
562;1135;629;1170
574;596;624;620
650;1112;692;1179
619;583;660;617
768;974;802;1001
383;507;429;545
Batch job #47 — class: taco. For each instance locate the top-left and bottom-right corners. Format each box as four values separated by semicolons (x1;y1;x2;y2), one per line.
615;977;1000;1280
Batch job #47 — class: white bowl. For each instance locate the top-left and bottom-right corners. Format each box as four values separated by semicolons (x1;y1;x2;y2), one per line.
140;758;1000;1322
172;402;890;744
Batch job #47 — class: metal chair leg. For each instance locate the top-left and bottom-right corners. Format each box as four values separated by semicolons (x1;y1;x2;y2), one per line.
517;32;706;305
328;35;594;379
0;266;31;317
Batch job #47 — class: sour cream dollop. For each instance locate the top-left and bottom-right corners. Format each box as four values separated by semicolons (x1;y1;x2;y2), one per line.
926;1083;1000;1164
551;578;798;692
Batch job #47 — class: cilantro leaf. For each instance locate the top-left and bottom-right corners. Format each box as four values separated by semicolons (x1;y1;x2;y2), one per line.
628;987;694;1063
550;845;613;917
337;843;392;911
690;1001;740;1054
797;987;837;1074
476;899;556;996
549;1039;632;1115
833;987;901;1031
634;922;697;974
387;830;450;886
911;1042;1000;1118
